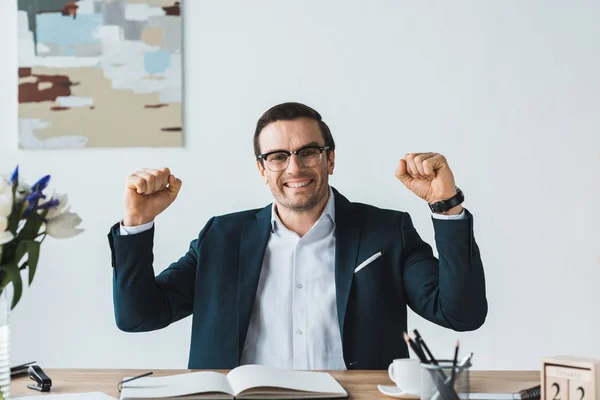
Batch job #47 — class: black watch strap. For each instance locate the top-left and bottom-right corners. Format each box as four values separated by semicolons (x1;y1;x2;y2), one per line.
428;187;464;213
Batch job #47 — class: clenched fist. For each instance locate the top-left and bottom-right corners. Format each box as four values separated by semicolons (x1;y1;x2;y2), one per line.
123;167;182;226
395;153;462;214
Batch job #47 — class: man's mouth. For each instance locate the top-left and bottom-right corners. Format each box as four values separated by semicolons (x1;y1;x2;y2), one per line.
284;179;313;188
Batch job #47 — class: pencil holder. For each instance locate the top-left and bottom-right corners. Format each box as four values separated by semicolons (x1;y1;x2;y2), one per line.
420;360;471;400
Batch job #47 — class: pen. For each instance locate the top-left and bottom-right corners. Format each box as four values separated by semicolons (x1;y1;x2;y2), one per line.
117;371;153;392
451;340;459;383
413;329;439;366
403;332;427;363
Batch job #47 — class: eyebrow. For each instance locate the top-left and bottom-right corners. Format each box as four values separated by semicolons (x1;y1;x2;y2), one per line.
263;141;323;155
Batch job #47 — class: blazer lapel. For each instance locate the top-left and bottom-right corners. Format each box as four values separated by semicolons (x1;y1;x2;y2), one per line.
333;188;364;340
237;204;272;363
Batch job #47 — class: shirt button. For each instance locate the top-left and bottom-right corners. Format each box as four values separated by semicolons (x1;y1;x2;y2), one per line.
296;284;303;289
296;330;303;335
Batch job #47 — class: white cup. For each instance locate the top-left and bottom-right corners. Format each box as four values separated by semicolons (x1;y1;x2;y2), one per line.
388;358;423;395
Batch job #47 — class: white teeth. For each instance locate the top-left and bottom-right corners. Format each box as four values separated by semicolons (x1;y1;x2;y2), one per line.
287;181;310;188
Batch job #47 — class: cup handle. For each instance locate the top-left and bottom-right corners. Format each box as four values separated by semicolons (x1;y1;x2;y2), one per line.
388;363;395;383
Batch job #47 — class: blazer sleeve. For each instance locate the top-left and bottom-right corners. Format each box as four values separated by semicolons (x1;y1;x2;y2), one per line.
401;209;487;331
108;217;215;332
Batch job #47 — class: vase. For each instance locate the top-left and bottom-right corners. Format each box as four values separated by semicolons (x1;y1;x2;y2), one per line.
0;288;10;399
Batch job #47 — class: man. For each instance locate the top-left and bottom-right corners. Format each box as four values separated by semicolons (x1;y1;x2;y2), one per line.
108;102;487;370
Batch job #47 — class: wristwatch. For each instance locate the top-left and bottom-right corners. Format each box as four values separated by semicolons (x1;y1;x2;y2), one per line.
428;187;464;213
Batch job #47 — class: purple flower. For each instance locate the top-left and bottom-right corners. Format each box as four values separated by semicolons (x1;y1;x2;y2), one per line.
26;191;46;204
10;165;19;184
24;191;47;217
31;175;51;192
37;198;60;210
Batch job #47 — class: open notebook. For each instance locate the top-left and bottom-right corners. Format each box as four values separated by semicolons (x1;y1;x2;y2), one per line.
119;364;348;399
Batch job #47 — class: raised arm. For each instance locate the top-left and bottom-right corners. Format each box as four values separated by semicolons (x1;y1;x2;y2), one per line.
401;211;487;330
107;167;203;332
395;153;487;330
109;217;214;332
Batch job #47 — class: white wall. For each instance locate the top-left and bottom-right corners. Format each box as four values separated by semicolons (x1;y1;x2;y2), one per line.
1;0;599;371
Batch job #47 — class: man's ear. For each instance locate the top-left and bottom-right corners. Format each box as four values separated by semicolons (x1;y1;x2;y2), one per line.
327;150;335;175
257;160;268;184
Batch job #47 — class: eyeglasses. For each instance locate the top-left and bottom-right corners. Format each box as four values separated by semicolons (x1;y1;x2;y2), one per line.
257;145;330;172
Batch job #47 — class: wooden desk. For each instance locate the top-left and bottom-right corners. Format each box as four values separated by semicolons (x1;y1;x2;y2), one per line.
11;369;540;399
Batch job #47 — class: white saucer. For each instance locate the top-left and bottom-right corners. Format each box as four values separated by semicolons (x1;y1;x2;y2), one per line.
377;385;419;399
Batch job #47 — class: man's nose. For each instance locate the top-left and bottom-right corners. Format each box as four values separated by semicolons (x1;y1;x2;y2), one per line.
286;154;303;173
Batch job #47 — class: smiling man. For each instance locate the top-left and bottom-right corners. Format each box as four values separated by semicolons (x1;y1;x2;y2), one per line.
108;102;487;370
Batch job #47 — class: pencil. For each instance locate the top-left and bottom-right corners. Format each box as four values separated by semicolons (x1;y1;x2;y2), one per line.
410;333;428;362
411;330;428;362
413;329;439;366
403;332;427;363
451;340;459;383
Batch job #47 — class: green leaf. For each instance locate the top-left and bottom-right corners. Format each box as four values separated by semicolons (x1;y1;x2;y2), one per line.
0;262;22;309
15;240;28;265
13;240;41;285
16;210;46;241
7;198;23;235
26;241;40;285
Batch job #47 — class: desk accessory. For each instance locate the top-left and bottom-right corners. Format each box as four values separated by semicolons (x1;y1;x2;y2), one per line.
403;331;471;400
467;385;541;399
421;360;470;400
27;364;52;392
117;372;153;393
118;365;347;399
10;361;36;377
541;356;600;400
17;393;117;400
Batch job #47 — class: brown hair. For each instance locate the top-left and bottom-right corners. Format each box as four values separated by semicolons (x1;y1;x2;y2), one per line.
253;102;336;157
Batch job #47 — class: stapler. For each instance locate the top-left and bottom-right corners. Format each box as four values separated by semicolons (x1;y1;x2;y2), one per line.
27;365;52;392
10;361;36;377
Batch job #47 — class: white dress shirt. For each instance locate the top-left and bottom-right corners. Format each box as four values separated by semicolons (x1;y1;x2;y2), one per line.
239;187;345;370
119;188;466;370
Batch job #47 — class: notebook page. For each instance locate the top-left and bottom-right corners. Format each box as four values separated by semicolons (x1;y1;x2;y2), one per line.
120;371;233;399
17;393;116;400
226;365;346;397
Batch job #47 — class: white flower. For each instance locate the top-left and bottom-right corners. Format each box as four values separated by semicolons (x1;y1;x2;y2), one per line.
41;192;84;239
0;176;9;191
15;182;31;202
1;176;16;245
0;231;14;246
46;208;84;239
0;176;12;218
43;192;69;219
0;215;13;246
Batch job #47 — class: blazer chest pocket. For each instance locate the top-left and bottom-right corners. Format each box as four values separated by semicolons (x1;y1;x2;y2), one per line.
354;251;384;274
351;251;397;306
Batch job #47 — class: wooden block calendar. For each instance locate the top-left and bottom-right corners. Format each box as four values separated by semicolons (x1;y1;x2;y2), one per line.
542;356;600;400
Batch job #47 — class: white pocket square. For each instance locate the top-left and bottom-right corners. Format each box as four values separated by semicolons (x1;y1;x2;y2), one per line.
354;251;383;273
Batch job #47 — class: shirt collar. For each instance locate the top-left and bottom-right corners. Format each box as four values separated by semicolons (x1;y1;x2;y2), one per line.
271;186;335;232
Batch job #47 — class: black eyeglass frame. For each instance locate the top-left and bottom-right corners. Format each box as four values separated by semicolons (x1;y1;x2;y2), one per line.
256;145;331;168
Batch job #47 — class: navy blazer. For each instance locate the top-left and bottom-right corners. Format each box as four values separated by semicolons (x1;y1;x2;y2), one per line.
108;188;487;370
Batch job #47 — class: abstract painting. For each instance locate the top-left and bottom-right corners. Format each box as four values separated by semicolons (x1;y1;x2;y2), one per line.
17;0;183;148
